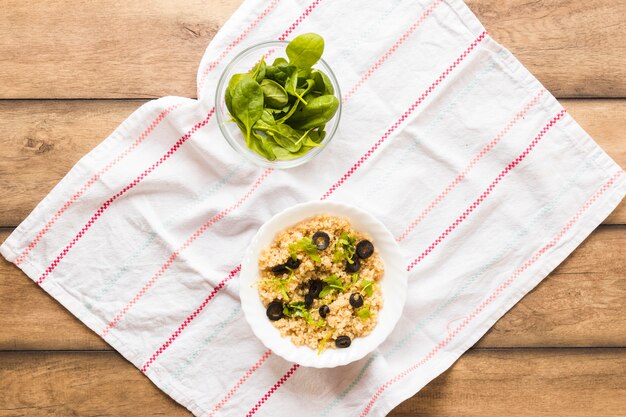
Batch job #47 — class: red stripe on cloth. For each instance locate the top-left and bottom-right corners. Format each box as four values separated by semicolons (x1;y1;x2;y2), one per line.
277;0;323;41
320;31;488;201
100;169;273;338
197;0;283;95
342;0;444;103
140;265;242;372
207;349;273;417
406;109;566;271
245;363;300;417
15;103;183;267
36;109;216;285
360;170;623;416
397;88;546;242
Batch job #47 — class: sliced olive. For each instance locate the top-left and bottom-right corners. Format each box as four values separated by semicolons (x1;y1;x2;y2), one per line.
349;293;364;308
271;264;289;275
308;279;324;298
304;293;314;309
312;231;330;250
319;304;330;318
345;256;360;273
285;257;301;269
266;301;284;321
335;335;351;348
356;240;374;259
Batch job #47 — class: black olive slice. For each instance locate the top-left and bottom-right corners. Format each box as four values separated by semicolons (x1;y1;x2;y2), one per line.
285;257;301;269
271;264;289;275
349;293;364;308
312;231;330;250
319;304;330;318
356;240;374;259
304;293;314;309
308;279;324;298
345;256;360;273
335;335;351;348
266;301;284;321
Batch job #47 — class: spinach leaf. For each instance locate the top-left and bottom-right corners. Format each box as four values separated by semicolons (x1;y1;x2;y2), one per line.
311;69;335;95
260;79;288;109
288;95;339;130
250;56;266;83
286;32;324;69
285;71;307;105
231;77;264;141
253;109;276;131
268;124;303;152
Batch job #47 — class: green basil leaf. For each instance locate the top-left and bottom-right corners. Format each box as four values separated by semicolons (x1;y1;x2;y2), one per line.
286;33;324;69
287;95;339;130
260;79;288;109
231;78;264;141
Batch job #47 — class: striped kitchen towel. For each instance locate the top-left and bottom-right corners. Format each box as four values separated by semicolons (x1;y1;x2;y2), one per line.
2;0;625;416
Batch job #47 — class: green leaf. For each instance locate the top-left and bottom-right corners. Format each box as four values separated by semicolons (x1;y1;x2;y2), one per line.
352;273;360;283
260;79;288;109
250;56;266;83
285;71;307;105
333;233;356;264
324;274;345;291
275;100;301;124
287;95;339;130
267;124;303;153
311;69;335;95
356;305;371;319
288;237;321;262
231;78;264;142
286;33;324;69
360;279;373;297
253;109;277;132
319;285;333;299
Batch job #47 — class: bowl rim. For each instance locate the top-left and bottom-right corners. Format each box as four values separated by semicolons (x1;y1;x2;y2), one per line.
239;201;408;368
214;40;342;169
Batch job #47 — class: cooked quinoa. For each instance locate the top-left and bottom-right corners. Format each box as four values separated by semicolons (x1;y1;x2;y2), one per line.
257;214;384;351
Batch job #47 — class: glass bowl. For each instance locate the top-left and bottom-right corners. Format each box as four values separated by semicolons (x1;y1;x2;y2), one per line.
215;41;342;169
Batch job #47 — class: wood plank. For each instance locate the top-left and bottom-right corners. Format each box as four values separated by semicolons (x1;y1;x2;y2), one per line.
389;349;626;417
1;226;624;351
0;0;624;98
0;99;624;227
465;0;626;98
1;349;624;416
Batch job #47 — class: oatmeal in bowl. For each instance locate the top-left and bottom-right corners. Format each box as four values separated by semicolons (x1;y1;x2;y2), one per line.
240;201;407;368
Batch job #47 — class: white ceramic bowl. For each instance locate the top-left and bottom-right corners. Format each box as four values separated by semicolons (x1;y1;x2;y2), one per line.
239;201;407;368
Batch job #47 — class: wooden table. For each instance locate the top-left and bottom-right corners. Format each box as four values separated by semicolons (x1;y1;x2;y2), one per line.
1;1;625;415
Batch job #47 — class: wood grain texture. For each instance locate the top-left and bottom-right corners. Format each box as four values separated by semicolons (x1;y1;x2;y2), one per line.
1;227;624;351
389;349;626;417
0;0;624;98
1;349;625;417
465;0;626;98
0;99;624;227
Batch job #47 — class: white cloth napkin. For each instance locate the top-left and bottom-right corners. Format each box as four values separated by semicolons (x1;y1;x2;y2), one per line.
2;0;625;416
